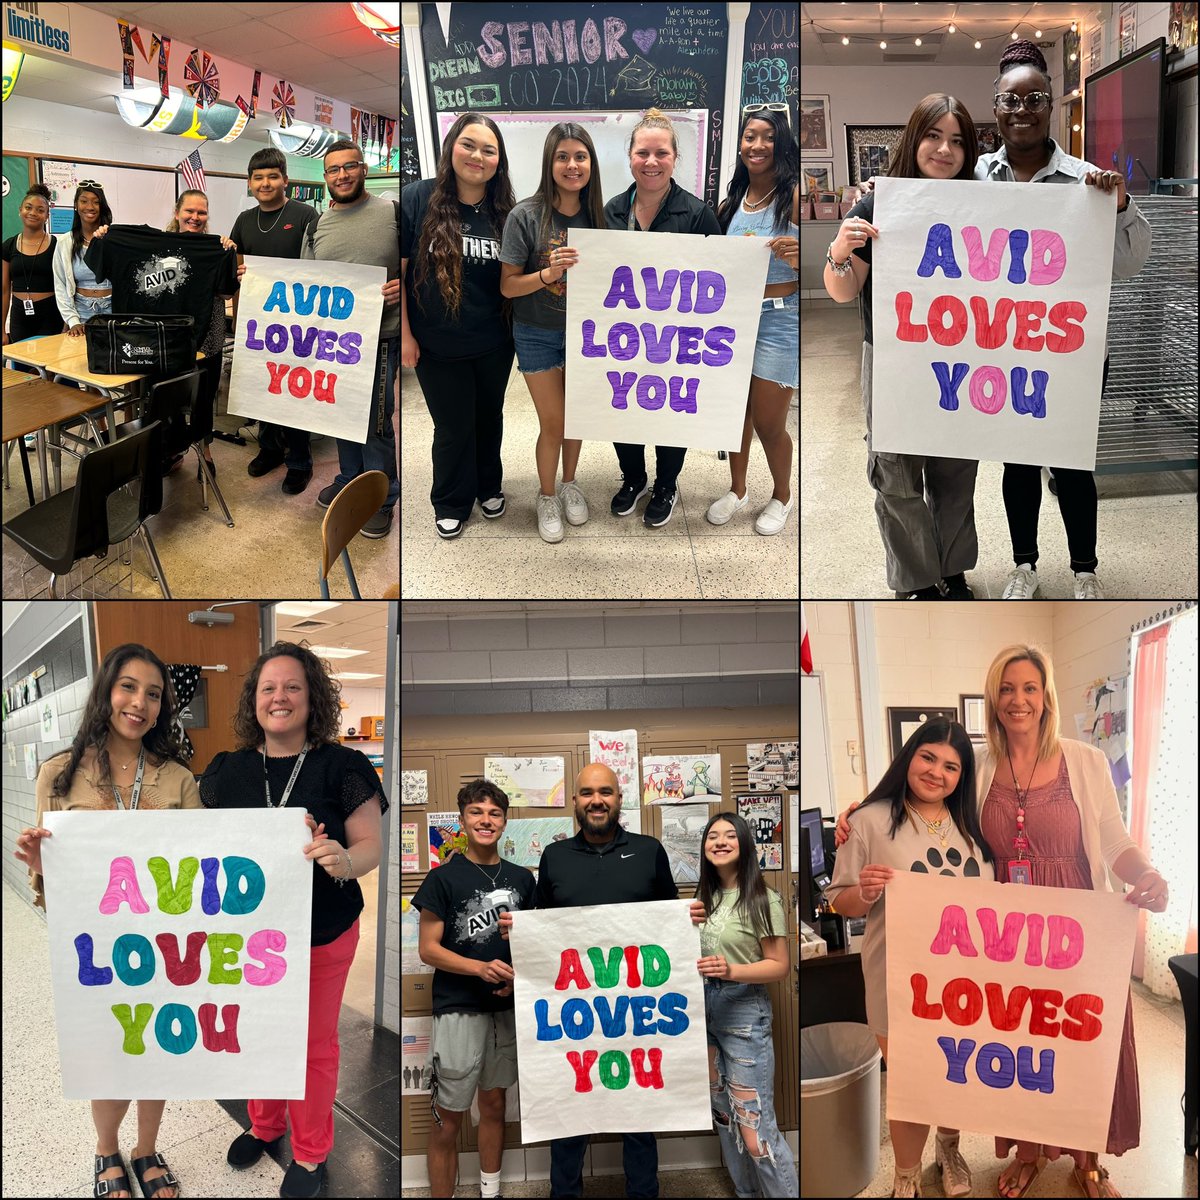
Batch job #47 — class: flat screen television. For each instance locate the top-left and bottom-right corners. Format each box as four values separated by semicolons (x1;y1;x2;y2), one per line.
1084;36;1166;196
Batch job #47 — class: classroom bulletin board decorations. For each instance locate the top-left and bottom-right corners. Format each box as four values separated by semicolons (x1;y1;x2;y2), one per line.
741;4;800;143
509;899;711;1143
735;794;783;870
400;896;433;975
401;769;429;806
39;695;60;742
871;177;1117;471
484;756;567;808
401;823;421;873
565;229;771;453
227;257;387;445
24;743;38;780
617;807;643;837
642;754;721;804
184;49;220;110
40;809;312;1100
588;728;640;810
272;79;296;128
746;740;798;790
402;1015;433;1094
498;818;574;869
659;804;710;883
426;811;465;867
1079;677;1131;790
885;871;1137;1149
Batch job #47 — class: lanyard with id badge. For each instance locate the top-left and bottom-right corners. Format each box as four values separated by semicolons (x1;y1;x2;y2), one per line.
1007;752;1036;885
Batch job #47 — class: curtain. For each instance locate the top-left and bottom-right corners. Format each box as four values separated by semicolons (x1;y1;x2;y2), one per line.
1135;608;1198;998
166;663;202;763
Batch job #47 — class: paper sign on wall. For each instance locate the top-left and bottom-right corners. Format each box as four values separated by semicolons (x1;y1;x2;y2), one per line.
885;871;1136;1149
871;177;1116;470
510;899;711;1143
228;256;386;444
41;810;312;1100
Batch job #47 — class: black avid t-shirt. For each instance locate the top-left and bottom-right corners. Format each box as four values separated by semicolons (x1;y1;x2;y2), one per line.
199;743;390;946
84;225;239;353
412;853;536;1014
400;177;509;359
229;198;320;259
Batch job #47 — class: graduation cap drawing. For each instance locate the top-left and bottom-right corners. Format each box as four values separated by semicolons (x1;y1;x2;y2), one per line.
614;56;656;94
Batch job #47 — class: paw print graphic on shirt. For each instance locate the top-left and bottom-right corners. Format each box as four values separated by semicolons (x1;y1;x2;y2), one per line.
910;846;982;877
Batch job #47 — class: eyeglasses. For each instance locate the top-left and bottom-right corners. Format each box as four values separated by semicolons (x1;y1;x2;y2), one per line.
994;91;1051;114
324;162;365;177
744;103;788;114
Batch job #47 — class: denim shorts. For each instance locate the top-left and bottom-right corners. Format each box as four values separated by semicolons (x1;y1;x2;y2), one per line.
513;320;565;374
74;294;113;324
752;292;799;388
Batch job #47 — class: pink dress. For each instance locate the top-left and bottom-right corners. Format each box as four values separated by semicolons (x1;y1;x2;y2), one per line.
980;757;1141;1160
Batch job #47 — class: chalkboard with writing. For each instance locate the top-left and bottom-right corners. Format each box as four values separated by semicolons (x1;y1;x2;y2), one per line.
401;35;420;187
419;3;729;207
740;3;799;139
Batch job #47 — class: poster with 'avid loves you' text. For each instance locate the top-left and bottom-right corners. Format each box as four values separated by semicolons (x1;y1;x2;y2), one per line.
41;810;312;1099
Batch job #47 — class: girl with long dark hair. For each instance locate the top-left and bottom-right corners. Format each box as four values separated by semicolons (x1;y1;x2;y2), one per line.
707;107;800;536
824;94;983;599
15;643;197;1200
52;182;115;337
695;811;797;1196
825;718;995;1198
401;112;517;539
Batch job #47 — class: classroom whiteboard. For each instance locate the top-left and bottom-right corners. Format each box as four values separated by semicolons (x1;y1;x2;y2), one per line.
437;110;708;212
801;671;836;820
39;161;175;233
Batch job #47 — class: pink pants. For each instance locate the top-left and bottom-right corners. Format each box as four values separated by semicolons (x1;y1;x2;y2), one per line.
249;918;360;1163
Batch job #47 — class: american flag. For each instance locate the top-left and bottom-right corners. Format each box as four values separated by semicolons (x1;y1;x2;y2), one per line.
178;147;206;193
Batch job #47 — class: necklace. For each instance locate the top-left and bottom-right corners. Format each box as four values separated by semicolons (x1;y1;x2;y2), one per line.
905;799;950;847
256;202;287;233
19;231;48;255
743;185;778;211
465;854;501;885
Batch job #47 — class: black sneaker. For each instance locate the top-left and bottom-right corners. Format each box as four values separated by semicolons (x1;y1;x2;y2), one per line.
316;482;343;510
227;1130;282;1168
247;450;285;477
436;517;464;539
896;585;945;599
941;573;975;599
280;1159;326;1198
479;494;505;518
610;476;649;516
282;468;313;495
643;482;678;528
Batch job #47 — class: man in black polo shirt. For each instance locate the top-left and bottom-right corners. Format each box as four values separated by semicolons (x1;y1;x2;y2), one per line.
500;762;706;1199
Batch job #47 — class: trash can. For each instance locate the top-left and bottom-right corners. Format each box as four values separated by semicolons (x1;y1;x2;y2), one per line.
800;1022;881;1197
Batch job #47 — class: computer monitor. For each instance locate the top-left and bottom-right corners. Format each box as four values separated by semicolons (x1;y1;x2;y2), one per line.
799;807;829;890
798;825;815;924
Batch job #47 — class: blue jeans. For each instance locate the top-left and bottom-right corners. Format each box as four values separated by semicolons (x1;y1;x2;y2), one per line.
332;336;398;512
549;1131;658;1198
705;979;798;1199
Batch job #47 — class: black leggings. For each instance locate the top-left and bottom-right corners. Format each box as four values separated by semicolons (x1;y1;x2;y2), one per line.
1002;358;1108;574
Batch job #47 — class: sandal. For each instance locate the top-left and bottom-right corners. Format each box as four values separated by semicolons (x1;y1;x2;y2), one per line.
1074;1164;1121;1198
94;1151;133;1198
130;1151;180;1198
997;1154;1044;1198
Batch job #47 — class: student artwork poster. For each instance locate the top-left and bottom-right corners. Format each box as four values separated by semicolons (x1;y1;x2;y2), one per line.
40;810;312;1100
871;177;1115;470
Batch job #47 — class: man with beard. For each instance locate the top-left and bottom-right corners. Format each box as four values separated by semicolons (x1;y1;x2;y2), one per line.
499;762;706;1198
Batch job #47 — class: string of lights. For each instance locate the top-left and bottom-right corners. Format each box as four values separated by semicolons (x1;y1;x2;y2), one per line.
803;16;1080;53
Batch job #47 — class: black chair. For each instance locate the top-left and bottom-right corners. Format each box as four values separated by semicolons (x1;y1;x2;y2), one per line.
2;420;171;598
1168;954;1198;1155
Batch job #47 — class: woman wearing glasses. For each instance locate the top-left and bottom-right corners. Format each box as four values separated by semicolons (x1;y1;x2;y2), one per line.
980;41;1151;601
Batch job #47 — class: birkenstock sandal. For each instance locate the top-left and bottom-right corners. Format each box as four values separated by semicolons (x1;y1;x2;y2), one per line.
130;1150;180;1198
94;1151;133;1198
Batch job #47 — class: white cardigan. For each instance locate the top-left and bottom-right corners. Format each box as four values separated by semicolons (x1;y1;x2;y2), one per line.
51;232;112;331
974;737;1138;894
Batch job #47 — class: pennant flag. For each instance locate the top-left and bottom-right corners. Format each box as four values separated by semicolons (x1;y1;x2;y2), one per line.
801;603;813;675
178;147;207;193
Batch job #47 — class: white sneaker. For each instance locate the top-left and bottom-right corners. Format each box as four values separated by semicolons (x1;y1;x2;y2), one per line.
705;489;749;525
536;493;564;543
1074;571;1105;598
754;496;794;535
557;480;589;526
1002;563;1039;598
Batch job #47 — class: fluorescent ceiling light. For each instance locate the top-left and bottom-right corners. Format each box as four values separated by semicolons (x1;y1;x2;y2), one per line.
276;602;342;617
309;646;368;659
333;672;383;681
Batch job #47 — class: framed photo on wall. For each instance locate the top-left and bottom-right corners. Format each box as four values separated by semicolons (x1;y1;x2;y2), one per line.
887;706;959;759
845;125;904;185
801;95;832;158
960;694;986;742
802;161;834;195
976;123;1001;155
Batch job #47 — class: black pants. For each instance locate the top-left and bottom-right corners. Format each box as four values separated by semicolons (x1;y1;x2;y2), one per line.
6;297;63;373
414;342;514;521
1002;358;1109;574
258;421;312;470
614;442;687;491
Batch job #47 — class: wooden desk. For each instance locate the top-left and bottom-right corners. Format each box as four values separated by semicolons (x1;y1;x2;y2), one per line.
2;372;42;504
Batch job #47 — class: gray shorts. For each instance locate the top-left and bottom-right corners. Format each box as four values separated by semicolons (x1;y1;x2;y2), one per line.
430;1010;517;1113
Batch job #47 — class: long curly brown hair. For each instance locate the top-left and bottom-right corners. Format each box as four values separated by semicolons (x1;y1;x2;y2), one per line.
412;112;515;321
231;641;342;749
52;643;188;797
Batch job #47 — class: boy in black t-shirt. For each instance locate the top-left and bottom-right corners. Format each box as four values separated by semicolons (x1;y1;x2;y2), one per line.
412;779;534;1200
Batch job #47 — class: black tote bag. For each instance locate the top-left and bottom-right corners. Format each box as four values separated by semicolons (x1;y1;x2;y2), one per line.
84;313;195;375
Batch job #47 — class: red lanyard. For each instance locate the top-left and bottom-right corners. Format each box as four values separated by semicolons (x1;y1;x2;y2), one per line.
1006;751;1036;884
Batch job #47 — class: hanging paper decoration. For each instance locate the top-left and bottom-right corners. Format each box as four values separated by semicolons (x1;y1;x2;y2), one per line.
156;35;171;100
384;117;397;168
129;25;148;62
272;79;296;128
117;20;134;90
251;69;262;118
184;49;220;110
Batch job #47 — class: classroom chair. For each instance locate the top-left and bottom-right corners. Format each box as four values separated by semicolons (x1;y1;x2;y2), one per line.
318;470;389;598
2;421;172;598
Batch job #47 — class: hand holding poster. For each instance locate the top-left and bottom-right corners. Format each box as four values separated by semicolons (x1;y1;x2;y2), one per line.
885;872;1136;1149
228;256;385;443
510;900;711;1143
565;229;771;451
871;177;1116;470
41;810;312;1099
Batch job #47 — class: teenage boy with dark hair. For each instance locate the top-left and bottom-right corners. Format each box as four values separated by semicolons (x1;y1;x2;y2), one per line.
413;780;535;1200
228;148;320;494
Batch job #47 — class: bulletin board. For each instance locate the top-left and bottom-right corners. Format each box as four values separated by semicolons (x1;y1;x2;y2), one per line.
38;161;175;233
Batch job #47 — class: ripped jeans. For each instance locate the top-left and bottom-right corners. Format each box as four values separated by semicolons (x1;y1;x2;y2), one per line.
705;979;798;1199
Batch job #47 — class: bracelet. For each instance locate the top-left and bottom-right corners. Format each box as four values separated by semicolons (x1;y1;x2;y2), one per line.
538;268;547;284
335;848;354;887
859;884;878;906
826;242;853;276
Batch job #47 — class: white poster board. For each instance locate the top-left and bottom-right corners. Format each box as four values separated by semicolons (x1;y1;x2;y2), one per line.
41;810;312;1100
509;899;710;1144
564;228;771;451
871;177;1116;470
227;256;386;443
885;871;1136;1149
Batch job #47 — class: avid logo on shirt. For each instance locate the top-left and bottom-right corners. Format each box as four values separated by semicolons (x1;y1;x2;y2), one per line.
134;253;193;298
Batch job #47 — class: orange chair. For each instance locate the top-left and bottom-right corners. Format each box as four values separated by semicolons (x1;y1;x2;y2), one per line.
319;471;389;598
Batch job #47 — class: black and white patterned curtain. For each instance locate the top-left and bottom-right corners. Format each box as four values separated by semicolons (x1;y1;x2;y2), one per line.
167;663;202;761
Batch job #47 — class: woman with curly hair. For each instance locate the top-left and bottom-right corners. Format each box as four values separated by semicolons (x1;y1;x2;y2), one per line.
14;643;196;1200
200;641;390;1200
